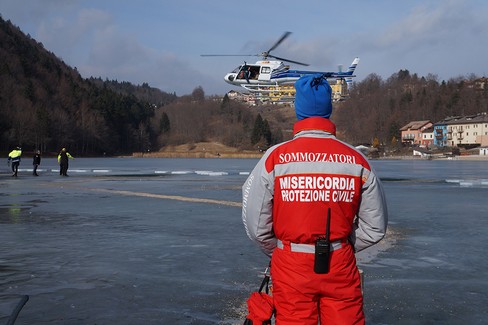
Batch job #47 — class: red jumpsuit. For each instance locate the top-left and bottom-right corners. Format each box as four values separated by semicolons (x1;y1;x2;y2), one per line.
242;117;388;324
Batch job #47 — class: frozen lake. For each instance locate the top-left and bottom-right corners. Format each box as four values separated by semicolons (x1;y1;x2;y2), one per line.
1;158;488;324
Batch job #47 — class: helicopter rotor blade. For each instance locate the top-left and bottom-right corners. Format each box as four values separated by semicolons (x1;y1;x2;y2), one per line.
200;54;258;57
267;31;292;54
201;32;308;65
268;54;309;66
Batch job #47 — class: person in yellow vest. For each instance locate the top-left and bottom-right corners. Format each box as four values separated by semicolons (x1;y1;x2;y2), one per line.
57;148;74;176
7;147;22;177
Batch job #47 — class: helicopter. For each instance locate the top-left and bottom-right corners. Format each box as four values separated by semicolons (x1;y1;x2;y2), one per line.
201;32;359;102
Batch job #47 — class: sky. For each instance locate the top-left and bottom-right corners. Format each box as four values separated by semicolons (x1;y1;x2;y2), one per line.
1;0;487;96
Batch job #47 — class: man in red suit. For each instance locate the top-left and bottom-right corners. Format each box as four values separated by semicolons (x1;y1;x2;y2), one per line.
242;74;388;324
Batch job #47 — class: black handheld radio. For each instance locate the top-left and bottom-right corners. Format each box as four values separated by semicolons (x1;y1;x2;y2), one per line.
314;207;331;274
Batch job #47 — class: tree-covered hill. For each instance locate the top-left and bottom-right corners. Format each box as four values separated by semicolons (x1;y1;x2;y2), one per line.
334;71;488;146
0;16;275;156
0;16;174;155
0;16;284;156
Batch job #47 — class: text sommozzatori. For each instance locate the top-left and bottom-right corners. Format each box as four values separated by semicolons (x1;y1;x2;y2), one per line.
279;152;357;164
279;175;355;203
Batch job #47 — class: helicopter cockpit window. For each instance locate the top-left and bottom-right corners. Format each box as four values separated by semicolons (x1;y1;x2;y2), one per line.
261;67;271;74
232;66;242;73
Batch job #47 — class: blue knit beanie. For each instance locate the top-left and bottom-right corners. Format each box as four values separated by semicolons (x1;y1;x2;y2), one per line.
294;74;332;120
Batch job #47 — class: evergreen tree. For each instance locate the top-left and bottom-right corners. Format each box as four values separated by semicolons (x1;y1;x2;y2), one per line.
262;119;272;145
191;86;205;102
251;114;264;145
159;112;170;134
220;94;230;113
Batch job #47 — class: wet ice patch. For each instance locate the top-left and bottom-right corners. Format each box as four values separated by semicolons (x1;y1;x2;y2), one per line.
445;179;461;184
446;179;488;187
171;171;194;175
169;244;208;248
11;163;251;178
195;170;229;176
357;227;398;265
47;168;91;174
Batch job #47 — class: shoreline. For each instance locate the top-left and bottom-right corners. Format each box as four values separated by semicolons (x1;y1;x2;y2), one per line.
130;151;488;160
130;142;264;159
377;154;488;161
129;142;488;160
131;151;263;159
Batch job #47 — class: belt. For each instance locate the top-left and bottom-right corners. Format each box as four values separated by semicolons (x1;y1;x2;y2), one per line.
276;239;346;253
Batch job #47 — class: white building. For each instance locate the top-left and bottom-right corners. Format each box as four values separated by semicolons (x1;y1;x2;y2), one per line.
446;113;488;147
421;127;435;147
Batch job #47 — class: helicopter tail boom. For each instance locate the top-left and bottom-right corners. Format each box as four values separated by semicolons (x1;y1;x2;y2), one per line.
272;57;359;81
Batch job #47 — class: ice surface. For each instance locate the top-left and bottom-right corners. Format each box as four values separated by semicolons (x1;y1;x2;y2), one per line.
1;158;488;324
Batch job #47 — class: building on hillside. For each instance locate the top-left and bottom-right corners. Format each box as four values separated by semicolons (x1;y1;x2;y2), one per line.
433;116;461;147
266;84;296;103
226;90;257;106
433;123;447;147
480;147;488;156
465;77;488;91
475;78;488;90
432;113;488;148
226;90;240;101
330;79;348;102
444;113;488;147
400;120;433;146
421;126;435;147
226;79;349;105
